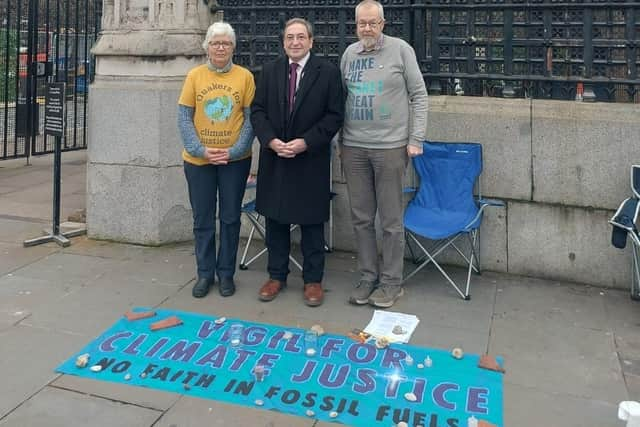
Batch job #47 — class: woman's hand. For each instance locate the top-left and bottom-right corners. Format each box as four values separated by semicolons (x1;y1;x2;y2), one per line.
205;147;230;165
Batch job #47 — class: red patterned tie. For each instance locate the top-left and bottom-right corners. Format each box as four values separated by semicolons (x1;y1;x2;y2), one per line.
288;62;299;113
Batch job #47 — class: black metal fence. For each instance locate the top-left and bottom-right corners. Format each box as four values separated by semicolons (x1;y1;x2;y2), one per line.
219;0;640;103
0;0;101;161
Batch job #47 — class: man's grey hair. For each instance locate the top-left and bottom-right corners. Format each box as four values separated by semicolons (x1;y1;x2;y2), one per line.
202;22;237;51
283;17;314;39
355;0;385;21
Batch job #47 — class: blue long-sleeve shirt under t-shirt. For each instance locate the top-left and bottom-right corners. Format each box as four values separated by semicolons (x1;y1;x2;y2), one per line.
177;104;254;161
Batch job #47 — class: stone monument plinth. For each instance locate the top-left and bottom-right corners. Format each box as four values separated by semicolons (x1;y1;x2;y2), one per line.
87;0;212;244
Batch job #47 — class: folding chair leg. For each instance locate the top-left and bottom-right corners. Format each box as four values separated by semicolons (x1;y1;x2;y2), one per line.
402;232;470;300
239;223;257;270
465;231;481;274
239;212;267;270
450;240;480;274
405;231;419;264
632;243;640;301
425;249;470;300
476;227;482;274
464;230;479;299
289;255;303;271
402;233;432;283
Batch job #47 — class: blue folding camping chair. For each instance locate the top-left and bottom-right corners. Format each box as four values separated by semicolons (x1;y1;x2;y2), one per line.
402;141;504;300
609;165;640;300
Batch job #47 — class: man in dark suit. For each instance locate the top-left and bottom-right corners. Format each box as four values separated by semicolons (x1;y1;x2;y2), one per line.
251;18;344;307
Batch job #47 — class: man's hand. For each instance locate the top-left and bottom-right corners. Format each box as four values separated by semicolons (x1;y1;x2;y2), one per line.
285;138;307;155
269;138;295;158
205;147;230;165
269;138;307;158
407;144;423;158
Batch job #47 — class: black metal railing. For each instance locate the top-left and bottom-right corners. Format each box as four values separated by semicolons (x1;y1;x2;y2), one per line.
219;0;639;102
0;0;101;161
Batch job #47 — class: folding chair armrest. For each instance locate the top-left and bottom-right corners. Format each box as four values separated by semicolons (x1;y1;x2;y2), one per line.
478;198;505;208
462;198;504;230
610;198;639;232
632;165;639;199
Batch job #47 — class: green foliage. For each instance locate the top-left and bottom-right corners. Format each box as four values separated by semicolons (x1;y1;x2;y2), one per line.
0;29;18;103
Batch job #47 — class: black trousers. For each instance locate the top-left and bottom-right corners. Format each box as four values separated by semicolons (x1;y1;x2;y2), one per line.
265;217;325;284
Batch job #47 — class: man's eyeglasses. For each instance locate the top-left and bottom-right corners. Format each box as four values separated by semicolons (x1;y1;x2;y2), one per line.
209;41;233;49
357;20;383;29
285;34;309;42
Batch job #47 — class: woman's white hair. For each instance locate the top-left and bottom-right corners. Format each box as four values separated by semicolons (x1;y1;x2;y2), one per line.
202;22;236;51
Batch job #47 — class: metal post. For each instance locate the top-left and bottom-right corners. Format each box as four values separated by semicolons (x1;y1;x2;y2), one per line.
503;8;515;98
582;8;596;101
428;8;441;94
23;82;86;247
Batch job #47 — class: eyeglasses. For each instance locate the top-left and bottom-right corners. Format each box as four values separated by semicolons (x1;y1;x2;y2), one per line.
285;34;310;42
209;41;233;49
357;20;383;29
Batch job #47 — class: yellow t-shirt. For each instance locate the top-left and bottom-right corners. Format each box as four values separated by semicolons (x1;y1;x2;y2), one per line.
178;64;255;166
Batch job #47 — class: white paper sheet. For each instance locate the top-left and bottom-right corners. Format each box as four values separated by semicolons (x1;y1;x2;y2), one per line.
363;310;420;344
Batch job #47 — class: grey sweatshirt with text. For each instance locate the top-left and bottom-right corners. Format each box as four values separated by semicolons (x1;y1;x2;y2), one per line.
340;35;428;149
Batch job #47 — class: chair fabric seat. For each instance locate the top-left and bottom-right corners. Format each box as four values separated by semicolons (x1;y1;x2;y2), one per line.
404;204;481;240
402;140;494;300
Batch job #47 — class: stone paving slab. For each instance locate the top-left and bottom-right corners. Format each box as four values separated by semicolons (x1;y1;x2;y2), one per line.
0;386;162;427
51;375;180;411
63;236;195;262
623;373;640;401
489;316;626;404
20;278;183;336
494;274;608;330
503;382;619;427
0;274;79;326
160;267;490;356
0;200;81;224
10;252;123;287
3;182;77;204
0;218;49;244
154;395;315;427
0;325;89;419
0;241;56;275
3;151;640;427
602;288;640;332
96;258;195;288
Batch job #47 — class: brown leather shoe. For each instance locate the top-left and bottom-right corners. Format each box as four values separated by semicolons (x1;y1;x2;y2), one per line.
258;279;286;302
303;282;324;307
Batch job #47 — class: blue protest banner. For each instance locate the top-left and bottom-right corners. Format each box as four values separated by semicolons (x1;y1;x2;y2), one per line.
57;308;503;426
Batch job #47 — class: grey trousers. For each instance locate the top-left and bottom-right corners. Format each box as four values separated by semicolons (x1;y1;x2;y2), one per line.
341;145;408;287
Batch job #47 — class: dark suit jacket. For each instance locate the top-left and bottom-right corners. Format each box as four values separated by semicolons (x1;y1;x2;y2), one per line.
251;54;344;225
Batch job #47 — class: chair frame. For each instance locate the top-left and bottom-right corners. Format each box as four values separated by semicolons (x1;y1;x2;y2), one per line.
402;142;503;300
609;164;640;300
238;203;303;271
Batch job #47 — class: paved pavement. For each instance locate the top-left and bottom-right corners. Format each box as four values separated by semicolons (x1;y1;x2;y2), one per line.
0;151;638;427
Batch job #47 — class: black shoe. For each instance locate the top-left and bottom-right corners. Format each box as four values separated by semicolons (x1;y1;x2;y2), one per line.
192;277;212;298
219;277;236;297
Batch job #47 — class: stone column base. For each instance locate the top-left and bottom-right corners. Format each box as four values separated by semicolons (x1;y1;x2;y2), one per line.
87;79;193;245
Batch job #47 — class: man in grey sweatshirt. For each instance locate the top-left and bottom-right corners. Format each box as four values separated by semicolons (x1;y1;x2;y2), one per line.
340;0;428;308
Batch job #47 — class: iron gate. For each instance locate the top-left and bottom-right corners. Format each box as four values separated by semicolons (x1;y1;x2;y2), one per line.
218;0;639;103
0;0;101;161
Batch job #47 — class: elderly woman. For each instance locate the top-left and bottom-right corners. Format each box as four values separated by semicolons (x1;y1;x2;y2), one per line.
178;22;255;298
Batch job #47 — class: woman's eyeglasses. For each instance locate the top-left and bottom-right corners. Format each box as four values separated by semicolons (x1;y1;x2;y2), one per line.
209;41;233;49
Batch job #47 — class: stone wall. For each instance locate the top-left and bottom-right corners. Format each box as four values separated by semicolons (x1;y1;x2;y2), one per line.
327;96;638;289
87;4;637;287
